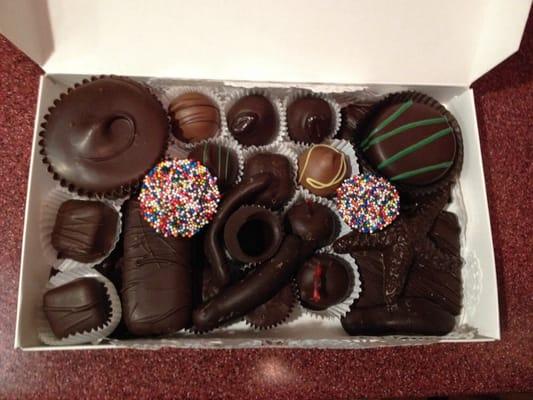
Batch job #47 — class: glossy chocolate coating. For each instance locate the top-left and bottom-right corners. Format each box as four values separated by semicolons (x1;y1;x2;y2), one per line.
341;297;455;336
227;95;277;146
285;200;338;248
361;101;456;186
51;200;118;263
122;200;192;336
169;92;220;143
188;142;239;191
243;153;295;209
429;211;461;255
245;283;295;329
338;103;373;140
287;97;332;144
297;144;351;197
223;206;284;264
296;254;352;310
43;278;110;338
41;77;168;195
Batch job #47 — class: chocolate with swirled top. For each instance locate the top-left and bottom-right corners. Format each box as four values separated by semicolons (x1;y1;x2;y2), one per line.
227;95;277;146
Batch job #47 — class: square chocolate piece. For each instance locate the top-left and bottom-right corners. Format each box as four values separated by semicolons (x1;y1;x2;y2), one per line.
51;200;118;263
43;278;111;338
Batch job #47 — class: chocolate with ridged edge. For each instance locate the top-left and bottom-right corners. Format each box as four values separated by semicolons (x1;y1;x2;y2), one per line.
227;95;277;146
122;200;192;336
245;283;296;329
287;97;332;144
169;92;220;143
188;142;239;191
51;200;118;263
285;200;338;248
43;278;111;338
40;76;168;197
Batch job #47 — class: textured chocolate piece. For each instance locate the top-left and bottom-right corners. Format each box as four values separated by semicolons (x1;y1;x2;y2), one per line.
122;200;192;336
51;200;118;263
41;77;168;196
350;250;385;308
227;95;277;146
298;144;351;197
360;100;456;186
43;278;111;338
223;206;284;264
296;254;353;310
245;284;296;329
188;142;239;191
243;153;295;209
341;298;455;336
287;97;332;144
285;200;339;248
338;103;373;140
429;211;461;255
169;92;220;143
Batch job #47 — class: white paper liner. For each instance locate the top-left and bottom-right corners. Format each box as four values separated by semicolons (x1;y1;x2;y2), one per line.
296;249;361;320
38;265;122;346
40;186;123;271
284;89;342;145
161;86;227;149
223;88;287;148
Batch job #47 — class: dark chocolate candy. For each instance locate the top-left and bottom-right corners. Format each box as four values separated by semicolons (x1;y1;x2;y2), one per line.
360;100;456;186
188;142;239;191
122;200;192;336
223;206;284;264
341;297;455;336
227;95;277;146
296;254;353;311
245;283;296;329
51;200;118;263
285;200;338;248
297;144;351;197
287;97;332;144
350;250;385;308
338;103;373;140
429;211;461;255
169;92;220;143
41;77;168;197
43;278;111;338
243;153;295;209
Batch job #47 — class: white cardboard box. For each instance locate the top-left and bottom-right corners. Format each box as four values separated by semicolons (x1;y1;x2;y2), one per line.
1;0;530;350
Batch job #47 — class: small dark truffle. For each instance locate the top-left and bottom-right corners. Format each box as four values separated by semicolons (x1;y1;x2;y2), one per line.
243;153;295;209
188;142;239;191
51;200;118;263
245;284;296;329
296;254;353;311
169;92;220;143
287;97;332;144
43;278;111;338
285;200;338;248
227;95;277;146
223;206;284;264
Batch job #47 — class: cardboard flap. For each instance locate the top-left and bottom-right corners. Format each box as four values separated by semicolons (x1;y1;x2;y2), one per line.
0;0;530;85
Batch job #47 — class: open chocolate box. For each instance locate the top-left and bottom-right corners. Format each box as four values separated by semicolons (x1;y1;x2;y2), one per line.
2;0;529;350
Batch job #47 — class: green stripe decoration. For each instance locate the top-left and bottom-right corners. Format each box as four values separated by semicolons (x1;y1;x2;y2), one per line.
362;117;447;151
390;161;453;182
377;127;453;170
360;100;413;148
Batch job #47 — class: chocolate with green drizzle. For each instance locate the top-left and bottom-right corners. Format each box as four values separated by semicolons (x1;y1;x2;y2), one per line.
360;100;456;186
189;142;239;191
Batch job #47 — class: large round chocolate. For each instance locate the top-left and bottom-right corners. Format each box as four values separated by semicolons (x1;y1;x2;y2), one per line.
227;95;277;146
41;77;168;196
297;144;351;197
168;92;220;143
287;97;332;144
223;206;284;264
188;142;239;191
360;100;456;185
285;200;338;247
296;254;352;310
243;153;295;209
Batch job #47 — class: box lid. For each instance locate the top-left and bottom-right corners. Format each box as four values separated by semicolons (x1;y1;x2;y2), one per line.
0;0;530;86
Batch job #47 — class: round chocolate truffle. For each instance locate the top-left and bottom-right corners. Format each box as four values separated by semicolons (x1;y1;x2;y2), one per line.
360;99;456;186
296;254;353;311
168;92;220;143
285;200;338;247
245;283;296;329
40;77;168;197
243;153;295;209
223;206;284;264
188;142;239;191
297;144;351;197
287;97;332;144
227;95;277;146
